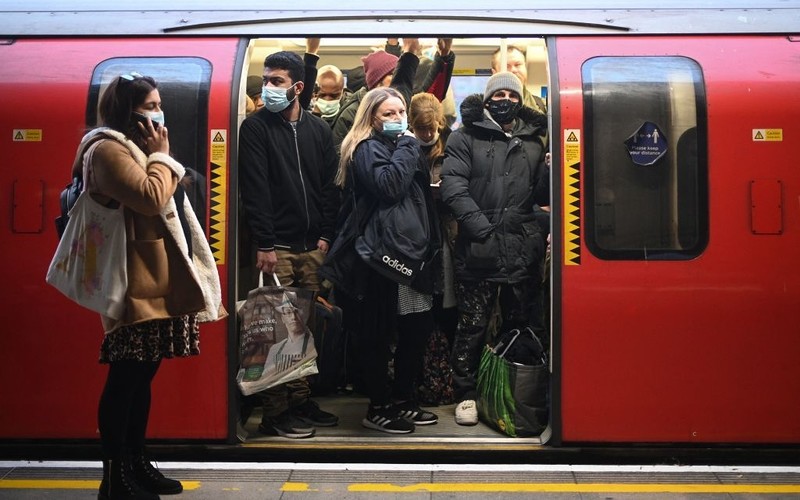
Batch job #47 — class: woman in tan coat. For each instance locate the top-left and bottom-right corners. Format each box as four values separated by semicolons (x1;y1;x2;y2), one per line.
73;73;224;500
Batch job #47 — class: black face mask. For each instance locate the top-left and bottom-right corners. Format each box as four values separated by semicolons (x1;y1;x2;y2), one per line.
486;98;521;125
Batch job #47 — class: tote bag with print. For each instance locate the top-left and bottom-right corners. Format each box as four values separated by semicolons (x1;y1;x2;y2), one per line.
45;140;127;319
236;273;318;395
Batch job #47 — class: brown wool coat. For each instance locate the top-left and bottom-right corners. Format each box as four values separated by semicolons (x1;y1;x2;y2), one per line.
72;128;225;333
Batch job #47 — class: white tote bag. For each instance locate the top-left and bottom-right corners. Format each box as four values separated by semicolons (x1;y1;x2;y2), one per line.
46;140;127;319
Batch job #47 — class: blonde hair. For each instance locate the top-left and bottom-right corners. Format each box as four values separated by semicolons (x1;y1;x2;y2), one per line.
409;92;446;165
336;87;405;188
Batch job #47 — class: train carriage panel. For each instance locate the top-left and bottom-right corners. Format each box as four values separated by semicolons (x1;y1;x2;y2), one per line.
0;38;240;439
555;35;800;443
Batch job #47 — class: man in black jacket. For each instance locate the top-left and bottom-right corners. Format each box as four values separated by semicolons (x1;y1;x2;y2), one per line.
441;72;549;427
239;50;340;439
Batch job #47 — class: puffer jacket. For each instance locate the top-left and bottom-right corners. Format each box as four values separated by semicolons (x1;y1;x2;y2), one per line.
319;134;440;299
73;128;225;333
440;94;548;283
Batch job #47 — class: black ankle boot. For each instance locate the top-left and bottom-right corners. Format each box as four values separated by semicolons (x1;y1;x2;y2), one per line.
98;458;159;500
129;453;183;495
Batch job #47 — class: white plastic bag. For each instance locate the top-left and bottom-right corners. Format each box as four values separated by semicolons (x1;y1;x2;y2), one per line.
236;273;318;395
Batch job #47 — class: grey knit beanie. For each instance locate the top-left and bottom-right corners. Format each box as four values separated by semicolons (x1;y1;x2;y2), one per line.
484;71;523;102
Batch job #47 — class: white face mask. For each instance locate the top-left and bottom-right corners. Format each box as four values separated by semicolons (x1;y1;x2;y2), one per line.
144;110;165;127
417;131;440;146
316;98;340;118
262;84;296;113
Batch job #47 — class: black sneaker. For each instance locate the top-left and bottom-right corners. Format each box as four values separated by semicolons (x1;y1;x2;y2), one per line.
362;405;415;434
292;399;339;427
394;401;439;425
258;410;315;439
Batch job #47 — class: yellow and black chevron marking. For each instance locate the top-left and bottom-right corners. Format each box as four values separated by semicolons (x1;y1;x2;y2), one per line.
563;129;581;266
209;129;228;265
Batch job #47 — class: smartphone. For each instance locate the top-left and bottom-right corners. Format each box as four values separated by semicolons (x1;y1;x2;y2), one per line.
132;112;161;130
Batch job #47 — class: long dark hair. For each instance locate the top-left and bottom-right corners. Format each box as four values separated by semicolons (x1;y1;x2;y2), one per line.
98;73;158;153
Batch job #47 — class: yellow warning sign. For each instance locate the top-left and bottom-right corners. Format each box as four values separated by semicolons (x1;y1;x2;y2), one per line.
752;129;783;141
209;129;227;265
563;129;581;266
12;129;42;142
211;129;227;164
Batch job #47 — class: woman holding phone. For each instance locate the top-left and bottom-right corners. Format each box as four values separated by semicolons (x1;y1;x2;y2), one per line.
70;72;224;499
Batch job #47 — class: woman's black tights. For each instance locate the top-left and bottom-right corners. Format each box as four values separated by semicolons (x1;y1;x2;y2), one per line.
98;360;161;459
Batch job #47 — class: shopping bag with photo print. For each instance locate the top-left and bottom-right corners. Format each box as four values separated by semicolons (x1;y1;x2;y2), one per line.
236;273;318;395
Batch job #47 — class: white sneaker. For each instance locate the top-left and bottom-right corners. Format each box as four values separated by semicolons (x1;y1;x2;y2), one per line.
454;399;479;426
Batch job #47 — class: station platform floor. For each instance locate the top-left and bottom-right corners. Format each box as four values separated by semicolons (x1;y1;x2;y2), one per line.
2;462;800;499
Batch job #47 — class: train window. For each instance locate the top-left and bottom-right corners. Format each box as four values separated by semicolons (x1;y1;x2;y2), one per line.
449;74;491;129
86;57;213;229
582;56;708;260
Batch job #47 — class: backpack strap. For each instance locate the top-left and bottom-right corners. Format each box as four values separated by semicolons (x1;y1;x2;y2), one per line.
80;138;107;193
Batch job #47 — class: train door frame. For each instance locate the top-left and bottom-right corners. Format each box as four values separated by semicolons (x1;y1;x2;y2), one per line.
230;35;559;447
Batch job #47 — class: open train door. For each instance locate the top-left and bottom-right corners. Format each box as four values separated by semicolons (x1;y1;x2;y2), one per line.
552;35;800;444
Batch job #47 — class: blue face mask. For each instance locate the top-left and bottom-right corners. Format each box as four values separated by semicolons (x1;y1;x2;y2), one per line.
381;117;408;137
262;84;296;113
144;110;165;127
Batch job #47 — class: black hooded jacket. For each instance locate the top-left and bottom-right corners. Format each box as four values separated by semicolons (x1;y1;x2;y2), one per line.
440;94;549;283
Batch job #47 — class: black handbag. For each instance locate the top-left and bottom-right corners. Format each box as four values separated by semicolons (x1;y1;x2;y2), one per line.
477;327;549;437
353;175;431;287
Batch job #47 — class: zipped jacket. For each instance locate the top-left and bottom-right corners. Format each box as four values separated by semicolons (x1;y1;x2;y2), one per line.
239;107;339;252
441;94;549;283
319;134;440;299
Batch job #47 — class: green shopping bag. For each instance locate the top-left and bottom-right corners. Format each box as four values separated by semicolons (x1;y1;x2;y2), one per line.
477;328;549;437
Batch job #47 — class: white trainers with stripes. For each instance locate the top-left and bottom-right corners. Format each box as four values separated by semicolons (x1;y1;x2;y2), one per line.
362;405;415;434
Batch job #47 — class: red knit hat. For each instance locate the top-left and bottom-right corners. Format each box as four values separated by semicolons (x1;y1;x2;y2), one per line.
362;50;399;89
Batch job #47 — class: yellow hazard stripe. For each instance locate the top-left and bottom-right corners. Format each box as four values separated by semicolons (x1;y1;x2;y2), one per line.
341;482;800;493
209;129;227;265
563;129;581;266
0;480;200;490
5;479;799;494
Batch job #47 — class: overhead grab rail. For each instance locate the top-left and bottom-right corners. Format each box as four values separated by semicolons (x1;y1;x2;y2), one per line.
162;14;631;34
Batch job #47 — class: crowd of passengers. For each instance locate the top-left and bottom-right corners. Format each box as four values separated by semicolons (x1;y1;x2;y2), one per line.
238;37;551;438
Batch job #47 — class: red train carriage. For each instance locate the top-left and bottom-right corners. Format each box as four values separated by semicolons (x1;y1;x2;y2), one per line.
0;1;798;454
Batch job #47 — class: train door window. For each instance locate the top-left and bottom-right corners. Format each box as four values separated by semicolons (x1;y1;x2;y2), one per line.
86;58;212;229
582;56;708;260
